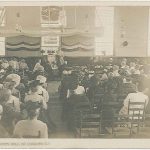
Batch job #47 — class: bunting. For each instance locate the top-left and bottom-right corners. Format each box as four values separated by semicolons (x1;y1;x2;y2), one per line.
61;35;95;52
5;35;41;57
6;35;41;52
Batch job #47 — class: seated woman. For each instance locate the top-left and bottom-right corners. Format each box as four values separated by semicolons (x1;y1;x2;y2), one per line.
67;84;90;109
119;83;149;115
67;83;90;130
119;76;137;99
13;101;48;138
25;80;47;110
4;74;21;98
0;89;21;135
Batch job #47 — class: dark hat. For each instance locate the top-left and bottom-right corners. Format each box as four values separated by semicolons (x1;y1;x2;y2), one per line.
25;101;41;111
125;75;132;81
29;80;40;88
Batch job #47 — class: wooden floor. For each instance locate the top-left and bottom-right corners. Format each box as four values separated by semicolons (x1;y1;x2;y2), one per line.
46;81;150;138
47;81;75;138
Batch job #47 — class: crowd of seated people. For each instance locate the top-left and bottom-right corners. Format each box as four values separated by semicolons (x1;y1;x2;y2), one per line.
59;57;150;132
0;57;52;138
0;56;149;137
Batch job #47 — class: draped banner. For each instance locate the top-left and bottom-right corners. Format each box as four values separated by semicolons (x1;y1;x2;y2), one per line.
6;35;41;57
61;35;94;56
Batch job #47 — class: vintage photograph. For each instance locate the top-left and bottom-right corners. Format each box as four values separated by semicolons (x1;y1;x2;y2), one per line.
0;1;149;145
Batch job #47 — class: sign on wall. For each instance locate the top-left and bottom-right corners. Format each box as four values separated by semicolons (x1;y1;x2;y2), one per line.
41;36;60;47
41;36;60;55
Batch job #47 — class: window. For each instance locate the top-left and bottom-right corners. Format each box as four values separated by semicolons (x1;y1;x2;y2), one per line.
41;6;66;27
0;37;5;55
0;7;5;27
148;8;150;56
95;7;114;56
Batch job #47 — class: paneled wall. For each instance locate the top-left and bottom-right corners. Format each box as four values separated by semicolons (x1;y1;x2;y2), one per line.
114;7;149;57
5;6;41;30
2;6;150;57
5;6;95;30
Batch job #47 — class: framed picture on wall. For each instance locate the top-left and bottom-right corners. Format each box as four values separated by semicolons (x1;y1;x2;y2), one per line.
41;36;60;47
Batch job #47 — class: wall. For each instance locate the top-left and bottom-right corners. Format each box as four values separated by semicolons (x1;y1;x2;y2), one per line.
64;6;95;29
114;7;149;57
4;6;150;57
5;6;41;31
5;6;95;31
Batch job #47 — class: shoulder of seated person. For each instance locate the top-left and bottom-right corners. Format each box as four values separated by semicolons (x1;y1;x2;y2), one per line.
35;120;47;127
16;120;26;125
10;95;19;99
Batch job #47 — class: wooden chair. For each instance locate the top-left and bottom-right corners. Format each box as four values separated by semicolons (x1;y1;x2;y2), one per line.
93;93;104;112
128;101;146;134
129;113;150;138
112;100;146;137
79;110;102;138
112;114;133;137
22;131;41;138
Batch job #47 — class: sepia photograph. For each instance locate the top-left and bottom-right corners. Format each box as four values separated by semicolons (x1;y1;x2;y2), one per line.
0;0;150;148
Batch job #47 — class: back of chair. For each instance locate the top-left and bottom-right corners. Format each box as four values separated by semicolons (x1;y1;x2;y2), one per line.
93;93;104;111
22;131;41;138
79;110;102;137
128;100;146;122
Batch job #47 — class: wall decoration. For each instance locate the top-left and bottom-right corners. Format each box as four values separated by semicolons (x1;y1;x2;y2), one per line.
5;35;41;57
41;6;66;27
41;36;60;47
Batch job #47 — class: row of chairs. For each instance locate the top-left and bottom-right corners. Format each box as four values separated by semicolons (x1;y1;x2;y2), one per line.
73;100;148;138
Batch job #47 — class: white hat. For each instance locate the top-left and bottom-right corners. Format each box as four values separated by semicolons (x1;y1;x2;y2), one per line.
74;86;85;95
36;75;47;84
88;70;95;74
6;74;21;87
37;65;44;72
63;70;68;75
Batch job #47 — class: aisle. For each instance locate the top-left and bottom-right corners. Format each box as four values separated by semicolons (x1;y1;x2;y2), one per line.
47;81;75;138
